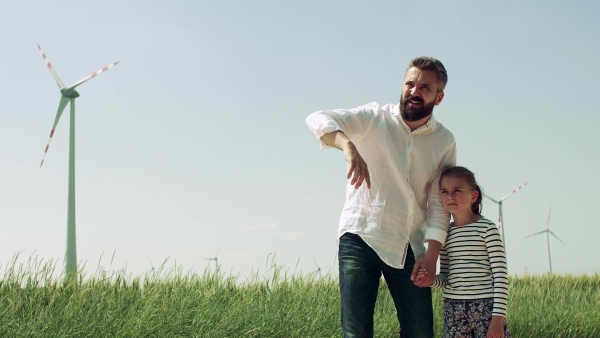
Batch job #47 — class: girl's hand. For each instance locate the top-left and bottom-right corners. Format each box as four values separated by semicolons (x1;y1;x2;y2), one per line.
486;315;504;338
415;268;427;280
412;268;433;286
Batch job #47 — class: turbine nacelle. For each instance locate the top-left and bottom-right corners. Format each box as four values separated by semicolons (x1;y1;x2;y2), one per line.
61;88;80;98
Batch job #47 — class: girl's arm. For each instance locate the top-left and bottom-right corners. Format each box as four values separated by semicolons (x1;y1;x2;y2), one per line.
431;245;449;288
485;224;509;317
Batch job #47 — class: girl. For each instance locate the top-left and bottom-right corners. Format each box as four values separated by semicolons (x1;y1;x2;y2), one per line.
418;166;511;338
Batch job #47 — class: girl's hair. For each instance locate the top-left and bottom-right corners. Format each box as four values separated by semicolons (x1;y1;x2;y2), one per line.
440;166;483;215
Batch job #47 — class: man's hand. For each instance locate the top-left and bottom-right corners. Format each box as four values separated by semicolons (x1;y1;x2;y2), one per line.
414;268;432;287
411;255;436;287
343;143;371;189
486;316;505;338
320;131;371;189
411;240;441;287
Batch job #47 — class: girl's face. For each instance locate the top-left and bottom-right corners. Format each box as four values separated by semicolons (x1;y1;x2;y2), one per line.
439;175;479;217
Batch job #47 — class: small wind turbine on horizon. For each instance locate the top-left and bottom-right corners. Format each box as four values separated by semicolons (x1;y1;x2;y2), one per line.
37;45;119;278
148;257;156;277
484;182;527;263
525;207;565;274
311;255;322;278
202;245;222;270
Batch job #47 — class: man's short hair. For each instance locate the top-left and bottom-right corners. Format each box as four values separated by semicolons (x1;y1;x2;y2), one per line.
407;56;448;92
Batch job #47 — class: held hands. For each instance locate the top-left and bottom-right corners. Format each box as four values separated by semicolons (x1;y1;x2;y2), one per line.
412;268;433;287
411;256;435;287
413;268;430;283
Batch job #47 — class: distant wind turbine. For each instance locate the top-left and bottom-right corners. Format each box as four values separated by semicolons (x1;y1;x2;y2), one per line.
37;45;119;278
202;245;222;270
311;255;322;279
484;182;527;262
148;257;156;277
525;207;565;274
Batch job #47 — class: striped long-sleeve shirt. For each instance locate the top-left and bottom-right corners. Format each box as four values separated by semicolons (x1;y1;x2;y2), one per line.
432;217;509;317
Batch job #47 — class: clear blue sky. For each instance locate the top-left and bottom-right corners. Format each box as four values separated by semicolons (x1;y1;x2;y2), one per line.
1;0;599;280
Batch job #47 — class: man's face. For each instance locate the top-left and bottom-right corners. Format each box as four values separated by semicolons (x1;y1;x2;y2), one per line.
400;67;444;122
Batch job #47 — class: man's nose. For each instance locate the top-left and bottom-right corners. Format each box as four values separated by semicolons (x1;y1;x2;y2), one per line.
410;87;421;97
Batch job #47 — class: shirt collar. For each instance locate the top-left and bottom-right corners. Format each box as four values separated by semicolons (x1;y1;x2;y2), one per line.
425;114;438;131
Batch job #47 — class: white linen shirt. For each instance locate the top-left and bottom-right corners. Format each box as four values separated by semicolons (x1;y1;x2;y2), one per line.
306;102;457;269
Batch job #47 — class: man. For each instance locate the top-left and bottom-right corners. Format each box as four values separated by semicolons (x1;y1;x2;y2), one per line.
305;56;456;338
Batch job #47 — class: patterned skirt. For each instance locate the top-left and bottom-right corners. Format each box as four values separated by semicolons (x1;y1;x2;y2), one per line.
443;298;511;338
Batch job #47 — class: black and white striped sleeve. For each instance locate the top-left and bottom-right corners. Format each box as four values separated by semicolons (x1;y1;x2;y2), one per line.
485;224;509;317
432;245;449;288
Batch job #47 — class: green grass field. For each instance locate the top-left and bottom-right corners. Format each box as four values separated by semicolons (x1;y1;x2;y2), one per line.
1;256;599;338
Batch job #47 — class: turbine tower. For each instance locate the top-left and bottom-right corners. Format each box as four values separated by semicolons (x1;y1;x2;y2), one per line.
37;45;119;278
525;207;565;274
484;182;527;263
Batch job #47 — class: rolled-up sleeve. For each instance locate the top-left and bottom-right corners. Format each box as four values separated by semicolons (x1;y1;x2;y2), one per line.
305;111;342;149
305;102;379;149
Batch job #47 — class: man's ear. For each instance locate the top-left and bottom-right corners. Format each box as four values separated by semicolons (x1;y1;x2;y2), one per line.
435;91;444;106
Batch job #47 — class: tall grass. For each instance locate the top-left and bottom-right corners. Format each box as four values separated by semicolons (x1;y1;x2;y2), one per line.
507;275;600;337
1;255;598;337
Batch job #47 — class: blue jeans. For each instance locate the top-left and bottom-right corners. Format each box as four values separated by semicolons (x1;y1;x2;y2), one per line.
339;232;434;338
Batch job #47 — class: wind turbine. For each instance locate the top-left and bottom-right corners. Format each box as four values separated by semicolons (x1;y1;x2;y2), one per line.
37;45;119;278
202;245;222;270
525;207;565;274
484;182;527;261
311;255;322;279
148;257;156;277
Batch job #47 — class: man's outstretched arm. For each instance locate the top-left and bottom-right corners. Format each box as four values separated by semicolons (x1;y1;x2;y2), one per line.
320;131;371;189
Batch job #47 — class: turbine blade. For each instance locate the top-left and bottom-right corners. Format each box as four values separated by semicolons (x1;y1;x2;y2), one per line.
484;195;498;204
311;255;319;267
68;61;120;89
37;45;65;89
499;183;527;202
40;96;70;167
524;230;546;238
548;231;566;245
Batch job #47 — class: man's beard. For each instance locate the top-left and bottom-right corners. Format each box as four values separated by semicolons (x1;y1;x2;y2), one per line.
400;95;436;122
